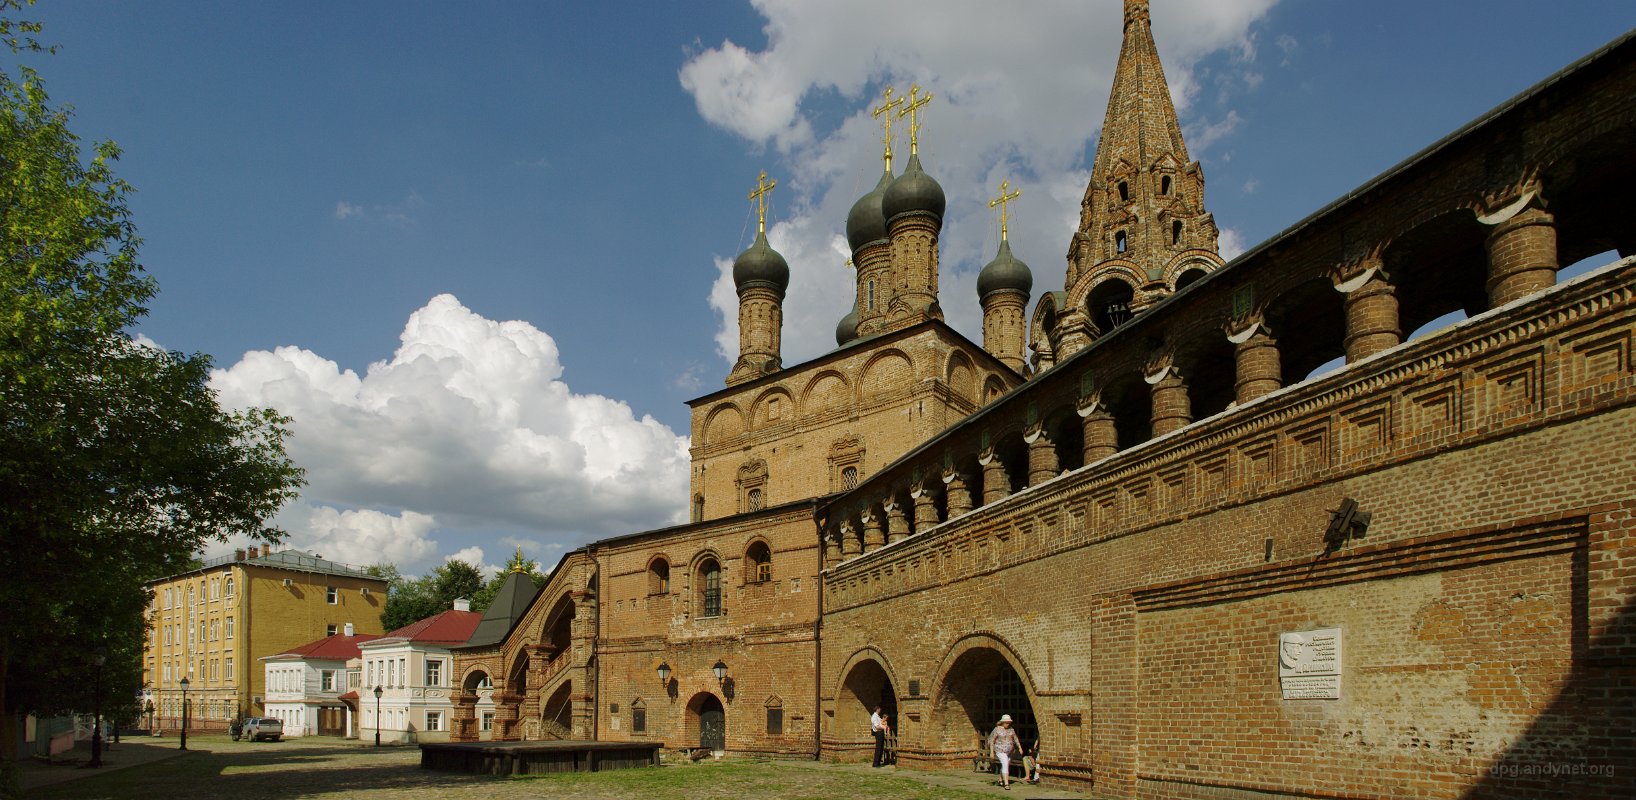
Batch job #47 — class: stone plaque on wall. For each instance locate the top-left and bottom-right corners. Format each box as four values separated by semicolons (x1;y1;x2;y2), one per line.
1278;627;1342;699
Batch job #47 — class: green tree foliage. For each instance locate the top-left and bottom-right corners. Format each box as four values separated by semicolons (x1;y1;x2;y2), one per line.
378;560;487;631
469;549;551;614
0;25;304;780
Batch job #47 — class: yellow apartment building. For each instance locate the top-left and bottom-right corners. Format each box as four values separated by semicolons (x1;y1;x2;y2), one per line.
141;545;389;731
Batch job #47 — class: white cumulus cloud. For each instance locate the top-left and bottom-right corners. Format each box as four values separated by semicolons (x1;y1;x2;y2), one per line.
686;0;1277;365
209;294;691;573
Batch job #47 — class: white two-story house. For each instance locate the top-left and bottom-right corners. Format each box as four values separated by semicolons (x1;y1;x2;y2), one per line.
261;623;380;737
357;600;482;744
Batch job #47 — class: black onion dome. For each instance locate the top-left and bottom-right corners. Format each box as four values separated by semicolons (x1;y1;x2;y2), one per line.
881;153;945;223
977;239;1033;298
845;168;894;252
835;308;860;346
732;230;790;293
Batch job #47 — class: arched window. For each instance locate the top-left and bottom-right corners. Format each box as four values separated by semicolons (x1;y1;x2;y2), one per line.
224;577;235;597
1115;230;1127;254
649;559;670;595
747;488;764;511
868;280;876;310
746;542;772;584
1160;175;1171;195
697;559;722;617
1117;181;1129;201
841;466;859;490
1172;220;1183;245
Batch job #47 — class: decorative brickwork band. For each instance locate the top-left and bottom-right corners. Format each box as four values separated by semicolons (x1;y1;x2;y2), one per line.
1485;206;1558;305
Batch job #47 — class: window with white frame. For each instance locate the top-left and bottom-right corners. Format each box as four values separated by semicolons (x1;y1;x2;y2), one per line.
226;657;233;680
425;711;443;731
481;712;494;731
224;576;235;597
226;616;234;639
399;657;407;688
326;624;337;637
326;586;338;604
321;670;337;692
426;659;443;687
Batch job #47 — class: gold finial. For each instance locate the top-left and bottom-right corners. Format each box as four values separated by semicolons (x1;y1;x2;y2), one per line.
845;257;854;270
898;84;933;156
872;86;904;172
988;180;1021;242
749;170;778;235
510;547;527;574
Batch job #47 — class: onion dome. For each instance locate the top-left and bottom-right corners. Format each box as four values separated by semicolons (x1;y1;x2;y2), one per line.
881;153;945;223
846;168;894;252
835;308;860;346
732;231;790;294
977;239;1033;298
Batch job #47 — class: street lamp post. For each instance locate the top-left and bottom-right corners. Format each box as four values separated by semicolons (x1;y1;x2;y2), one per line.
373;685;383;747
89;651;106;767
178;677;190;751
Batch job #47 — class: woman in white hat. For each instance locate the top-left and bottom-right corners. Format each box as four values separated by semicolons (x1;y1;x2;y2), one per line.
988;714;1021;789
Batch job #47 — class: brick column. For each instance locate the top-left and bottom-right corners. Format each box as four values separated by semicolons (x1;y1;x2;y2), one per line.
1232;325;1281;403
1339;271;1401;362
885;501;909;544
980;454;1010;505
1485;206;1557;305
861;512;885;553
944;473;974;518
1026;430;1059;487
493;694;523;741
1149;371;1191;437
1081;407;1118;463
840;521;862;557
912;486;939;531
450;694;478;742
823;526;841;566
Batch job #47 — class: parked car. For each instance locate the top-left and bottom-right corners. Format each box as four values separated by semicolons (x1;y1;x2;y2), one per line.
241;717;283;742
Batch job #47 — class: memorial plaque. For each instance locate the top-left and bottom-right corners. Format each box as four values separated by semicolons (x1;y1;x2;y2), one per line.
1278;627;1342;700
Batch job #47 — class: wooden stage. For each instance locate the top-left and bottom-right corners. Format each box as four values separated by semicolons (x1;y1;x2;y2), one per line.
420;739;663;775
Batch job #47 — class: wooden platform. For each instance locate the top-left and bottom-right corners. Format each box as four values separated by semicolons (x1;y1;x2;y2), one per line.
419;739;662;776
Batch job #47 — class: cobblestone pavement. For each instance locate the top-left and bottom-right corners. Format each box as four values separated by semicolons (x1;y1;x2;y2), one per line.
21;736;1088;799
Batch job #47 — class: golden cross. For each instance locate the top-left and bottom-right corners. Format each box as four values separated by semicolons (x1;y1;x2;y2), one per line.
748;170;778;234
845;257;854;270
872;86;904;171
898;84;933;155
989;180;1022;241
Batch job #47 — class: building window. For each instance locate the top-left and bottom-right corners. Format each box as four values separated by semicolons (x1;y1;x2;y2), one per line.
747;488;764;511
767;708;783;735
164;626;172;646
326;586;338;604
198;622;205;643
867;280;876;311
631;699;646;733
327;624;338;637
188;586;195;606
322;670;337;692
481;712;495;732
1117;180;1130;201
1161;174;1172;195
426;711;443;732
226;616;235;639
399;658;407;688
224;577;235;597
1115;230;1127;253
164;663;171;681
746;541;772;584
1172;219;1183;245
698;558;722;618
841;466;859;490
649;559;670;595
426;660;443;687
736;459;768;514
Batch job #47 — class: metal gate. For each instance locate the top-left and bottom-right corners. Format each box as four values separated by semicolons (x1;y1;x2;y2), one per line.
699;697;725;751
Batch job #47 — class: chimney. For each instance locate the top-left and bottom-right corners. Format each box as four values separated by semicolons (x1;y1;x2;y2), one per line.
235;549;246;562
343;622;355;637
261;543;271;557
453;598;470;612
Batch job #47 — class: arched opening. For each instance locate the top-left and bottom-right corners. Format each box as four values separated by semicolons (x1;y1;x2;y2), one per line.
696;558;722;618
1089;278;1136;336
688;693;727;751
989;431;1028;499
1178;334;1238;421
1160;174;1172;195
1545;125;1636;266
540;680;572;739
544;595;575;655
1174;266;1208;291
1172;219;1183;245
1103;372;1153;451
648;558;670;595
1115;230;1128;253
838;658;899;760
1386;211;1489;340
1266;277;1347;384
1117;180;1130;202
931;645;1040;761
1048;411;1085;473
745;541;772;584
507;653;529;699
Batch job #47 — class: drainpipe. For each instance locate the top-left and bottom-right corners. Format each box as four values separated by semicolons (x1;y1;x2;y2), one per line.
813;507;825;762
591;550;600;743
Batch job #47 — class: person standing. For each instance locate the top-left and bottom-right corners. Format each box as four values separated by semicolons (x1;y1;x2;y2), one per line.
1023;740;1042;784
870;705;887;767
988;714;1021;790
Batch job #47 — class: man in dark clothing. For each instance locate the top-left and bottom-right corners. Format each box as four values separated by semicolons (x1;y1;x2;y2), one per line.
870;705;886;767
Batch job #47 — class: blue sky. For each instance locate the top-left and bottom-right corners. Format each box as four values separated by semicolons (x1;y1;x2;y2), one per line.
15;1;1634;575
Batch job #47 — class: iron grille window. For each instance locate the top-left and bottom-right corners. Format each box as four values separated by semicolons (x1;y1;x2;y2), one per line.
987;662;1038;750
701;561;722;617
841;466;859;490
747;488;764;511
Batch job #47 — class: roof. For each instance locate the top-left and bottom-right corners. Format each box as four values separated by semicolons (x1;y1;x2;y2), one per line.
368;609;483;646
265;632;381;662
461;571;541;649
154;548;387;585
